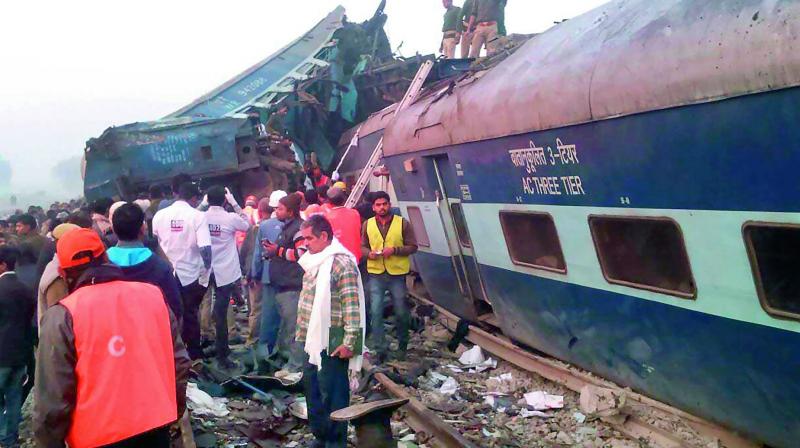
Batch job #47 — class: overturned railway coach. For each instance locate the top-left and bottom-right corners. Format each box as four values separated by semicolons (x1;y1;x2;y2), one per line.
369;1;800;446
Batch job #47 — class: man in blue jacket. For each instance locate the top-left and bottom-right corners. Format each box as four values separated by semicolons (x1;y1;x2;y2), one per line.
251;190;286;371
108;203;183;320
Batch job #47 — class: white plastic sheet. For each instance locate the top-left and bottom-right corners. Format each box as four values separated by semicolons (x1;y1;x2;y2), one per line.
458;345;486;365
524;391;564;411
439;377;459;395
186;383;229;417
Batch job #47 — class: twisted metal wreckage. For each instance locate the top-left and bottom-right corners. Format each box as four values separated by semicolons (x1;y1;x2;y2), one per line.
83;2;424;200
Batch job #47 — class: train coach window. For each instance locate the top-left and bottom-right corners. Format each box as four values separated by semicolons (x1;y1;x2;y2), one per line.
406;206;430;248
450;203;472;247
744;223;800;320
500;211;566;273
589;216;696;298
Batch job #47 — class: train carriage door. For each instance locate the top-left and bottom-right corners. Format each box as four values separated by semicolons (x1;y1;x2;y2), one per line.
431;155;494;317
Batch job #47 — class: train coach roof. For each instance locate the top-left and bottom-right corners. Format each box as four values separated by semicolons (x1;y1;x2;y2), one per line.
337;103;398;149
383;0;800;156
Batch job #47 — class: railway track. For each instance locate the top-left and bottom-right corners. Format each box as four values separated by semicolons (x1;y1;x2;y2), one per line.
365;289;760;448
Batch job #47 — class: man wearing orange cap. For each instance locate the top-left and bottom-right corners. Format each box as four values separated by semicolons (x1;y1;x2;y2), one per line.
33;229;191;448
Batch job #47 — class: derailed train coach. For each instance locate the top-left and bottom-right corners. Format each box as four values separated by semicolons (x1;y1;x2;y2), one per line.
363;1;800;446
82;3;409;201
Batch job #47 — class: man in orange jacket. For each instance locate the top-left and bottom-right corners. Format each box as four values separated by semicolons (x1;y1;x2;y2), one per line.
33;229;191;448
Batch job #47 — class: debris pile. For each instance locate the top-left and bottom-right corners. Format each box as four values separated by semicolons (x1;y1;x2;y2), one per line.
370;316;625;447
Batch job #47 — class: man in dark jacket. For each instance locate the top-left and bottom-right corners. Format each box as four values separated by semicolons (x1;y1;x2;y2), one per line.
33;229;190;448
0;246;34;447
14;213;46;291
107;203;183;320
263;193;306;373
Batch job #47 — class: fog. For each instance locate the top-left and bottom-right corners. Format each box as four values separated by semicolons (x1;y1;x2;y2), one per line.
0;0;607;211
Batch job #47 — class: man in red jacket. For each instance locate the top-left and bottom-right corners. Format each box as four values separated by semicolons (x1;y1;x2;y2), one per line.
324;187;362;263
33;229;190;448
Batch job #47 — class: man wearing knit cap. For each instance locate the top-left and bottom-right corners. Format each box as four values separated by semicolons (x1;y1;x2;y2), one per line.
33;229;190;448
262;193;307;373
36;223;80;330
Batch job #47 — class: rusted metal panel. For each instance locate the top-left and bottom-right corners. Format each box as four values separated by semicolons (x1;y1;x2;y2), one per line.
384;0;800;156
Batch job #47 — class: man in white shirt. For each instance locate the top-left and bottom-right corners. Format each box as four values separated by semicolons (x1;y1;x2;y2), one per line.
152;181;212;359
204;186;251;368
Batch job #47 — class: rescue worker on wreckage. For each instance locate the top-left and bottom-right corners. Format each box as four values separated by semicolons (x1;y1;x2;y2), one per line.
441;0;462;59
469;0;507;58
33;228;191;448
459;0;476;58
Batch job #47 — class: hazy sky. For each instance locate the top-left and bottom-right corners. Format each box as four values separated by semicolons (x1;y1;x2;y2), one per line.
0;0;607;200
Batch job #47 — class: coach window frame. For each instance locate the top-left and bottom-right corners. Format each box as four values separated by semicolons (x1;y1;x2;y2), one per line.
499;210;568;274
406;206;431;248
450;202;472;248
743;221;800;321
588;215;697;299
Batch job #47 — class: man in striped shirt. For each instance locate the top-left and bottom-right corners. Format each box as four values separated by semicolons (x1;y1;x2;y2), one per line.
296;215;363;448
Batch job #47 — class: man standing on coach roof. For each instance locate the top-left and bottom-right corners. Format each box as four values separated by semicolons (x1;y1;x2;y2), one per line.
361;191;417;363
470;0;506;58
297;215;365;448
33;228;190;448
460;0;476;58
153;181;213;359
205;186;251;369
441;0;462;59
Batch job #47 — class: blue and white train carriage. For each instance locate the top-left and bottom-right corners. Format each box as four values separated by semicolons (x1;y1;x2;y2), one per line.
372;1;800;446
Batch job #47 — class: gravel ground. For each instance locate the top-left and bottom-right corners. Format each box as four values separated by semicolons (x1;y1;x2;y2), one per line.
14;306;723;448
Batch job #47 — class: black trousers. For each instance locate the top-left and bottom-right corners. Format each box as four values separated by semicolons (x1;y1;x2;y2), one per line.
101;425;170;448
304;353;350;448
179;279;207;359
212;279;236;360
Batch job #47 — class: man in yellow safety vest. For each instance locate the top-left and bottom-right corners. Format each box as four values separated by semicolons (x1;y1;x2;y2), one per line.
360;191;418;363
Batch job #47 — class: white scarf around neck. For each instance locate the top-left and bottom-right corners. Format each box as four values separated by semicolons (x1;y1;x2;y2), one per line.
298;238;366;372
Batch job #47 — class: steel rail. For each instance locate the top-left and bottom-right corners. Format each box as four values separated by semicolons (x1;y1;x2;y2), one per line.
363;359;480;448
409;291;761;448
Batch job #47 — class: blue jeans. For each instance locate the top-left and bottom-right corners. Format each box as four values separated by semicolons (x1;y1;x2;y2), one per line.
368;273;409;355
303;353;350;448
0;366;26;446
275;290;305;371
258;284;280;355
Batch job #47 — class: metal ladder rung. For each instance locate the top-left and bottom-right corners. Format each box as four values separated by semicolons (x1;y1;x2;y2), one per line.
345;60;434;208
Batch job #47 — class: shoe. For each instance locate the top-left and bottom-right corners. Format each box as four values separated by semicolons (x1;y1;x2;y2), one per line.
217;357;237;370
369;351;388;365
188;349;206;360
202;346;217;358
200;338;213;349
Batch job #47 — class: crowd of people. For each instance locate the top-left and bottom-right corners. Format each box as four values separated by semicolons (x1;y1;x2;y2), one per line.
0;172;417;448
441;0;508;59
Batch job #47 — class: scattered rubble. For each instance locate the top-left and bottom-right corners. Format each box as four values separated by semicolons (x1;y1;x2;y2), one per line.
13;303;728;448
374;305;726;448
